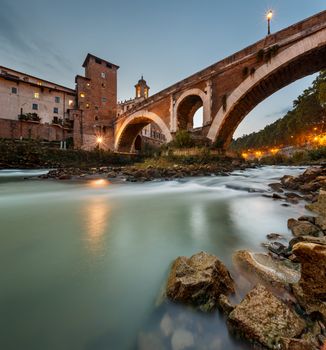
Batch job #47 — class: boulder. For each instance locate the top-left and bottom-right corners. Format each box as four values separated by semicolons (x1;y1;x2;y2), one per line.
268;182;283;193
289;235;326;248
280;175;299;190
306;190;326;215
266;233;285;240
287;219;320;237
292;242;326;301
233;250;300;289
228;285;305;349
316;215;326;231
166;251;235;311
279;337;317;350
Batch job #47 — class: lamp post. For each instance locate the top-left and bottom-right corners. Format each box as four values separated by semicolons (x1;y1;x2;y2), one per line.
267;10;273;35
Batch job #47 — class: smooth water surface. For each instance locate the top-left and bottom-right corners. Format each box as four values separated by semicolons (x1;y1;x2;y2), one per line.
0;166;309;350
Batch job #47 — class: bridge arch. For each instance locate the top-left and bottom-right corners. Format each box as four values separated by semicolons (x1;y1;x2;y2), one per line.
115;110;172;152
207;28;326;148
174;88;210;131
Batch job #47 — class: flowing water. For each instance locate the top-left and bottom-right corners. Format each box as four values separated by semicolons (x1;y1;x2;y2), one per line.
0;166;310;350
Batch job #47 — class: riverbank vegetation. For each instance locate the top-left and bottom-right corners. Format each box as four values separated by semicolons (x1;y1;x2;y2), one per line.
231;71;326;152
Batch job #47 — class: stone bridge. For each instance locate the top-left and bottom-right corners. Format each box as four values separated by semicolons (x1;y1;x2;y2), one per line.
115;11;326;152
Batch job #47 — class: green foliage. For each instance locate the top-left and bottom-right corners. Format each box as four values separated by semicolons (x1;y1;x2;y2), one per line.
222;94;227;111
173;130;194;148
18;113;41;122
231;71;326;152
256;49;265;62
242;66;249;77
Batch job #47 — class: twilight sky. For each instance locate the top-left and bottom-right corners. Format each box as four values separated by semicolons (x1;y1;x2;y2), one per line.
0;0;325;137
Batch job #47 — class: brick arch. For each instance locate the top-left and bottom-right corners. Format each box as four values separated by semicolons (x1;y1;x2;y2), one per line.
174;88;209;131
207;29;326;148
114;110;172;152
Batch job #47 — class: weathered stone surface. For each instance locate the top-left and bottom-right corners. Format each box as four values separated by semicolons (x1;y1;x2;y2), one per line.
306;190;326;215
233;250;300;288
316;215;326;231
166;251;235;311
279;337;317;350
228;285;305;349
292;242;326;300
287;218;320;237
268;182;283;193
217;294;235;316
289;235;326;248
298;215;316;224
266;233;285;240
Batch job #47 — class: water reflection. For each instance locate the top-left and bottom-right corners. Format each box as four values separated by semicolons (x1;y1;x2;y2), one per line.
82;196;111;255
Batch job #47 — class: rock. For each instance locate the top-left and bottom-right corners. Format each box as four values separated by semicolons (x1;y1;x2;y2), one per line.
58;174;71;180
266;241;289;257
279;337;317;350
316;215;326;231
280;175;299;190
217;294;234;316
289;235;326;248
228;285;305;349
233;250;300;289
268;182;283;193
292;242;326;301
292;283;326;322
302;167;324;182
272;193;286;200
166;251;235;311
299;182;321;193
298;215;316;224
306;190;326;215
287;219;320;237
171;329;194;350
266;233;285;240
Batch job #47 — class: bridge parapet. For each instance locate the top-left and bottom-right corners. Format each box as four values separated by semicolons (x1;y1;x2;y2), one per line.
116;10;326;122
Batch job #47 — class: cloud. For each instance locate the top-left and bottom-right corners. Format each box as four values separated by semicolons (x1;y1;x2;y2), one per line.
264;107;291;118
0;1;73;78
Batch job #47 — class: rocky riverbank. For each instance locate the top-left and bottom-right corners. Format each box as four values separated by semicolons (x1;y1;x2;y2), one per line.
39;159;249;182
139;166;326;350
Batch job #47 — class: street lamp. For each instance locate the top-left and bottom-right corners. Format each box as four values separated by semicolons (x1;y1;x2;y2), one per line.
96;136;103;144
266;10;273;35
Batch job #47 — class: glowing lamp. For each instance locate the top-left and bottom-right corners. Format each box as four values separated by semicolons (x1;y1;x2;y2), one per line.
96;136;103;144
266;10;273;20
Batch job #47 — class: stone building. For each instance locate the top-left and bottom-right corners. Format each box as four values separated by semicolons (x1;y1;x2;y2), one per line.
0;66;75;142
0;54;164;151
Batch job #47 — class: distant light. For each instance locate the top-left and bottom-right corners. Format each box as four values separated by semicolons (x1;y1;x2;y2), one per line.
266;10;273;20
96;136;103;144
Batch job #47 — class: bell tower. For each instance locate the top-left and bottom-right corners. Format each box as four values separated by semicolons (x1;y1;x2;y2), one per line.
135;76;150;99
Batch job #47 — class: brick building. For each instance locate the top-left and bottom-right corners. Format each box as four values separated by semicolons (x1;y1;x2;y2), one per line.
0;53;164;151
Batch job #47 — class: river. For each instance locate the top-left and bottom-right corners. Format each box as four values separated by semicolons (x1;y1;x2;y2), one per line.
0;166;309;350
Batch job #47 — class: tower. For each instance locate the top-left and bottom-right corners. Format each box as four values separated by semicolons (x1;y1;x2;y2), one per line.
135;76;150;99
75;53;119;150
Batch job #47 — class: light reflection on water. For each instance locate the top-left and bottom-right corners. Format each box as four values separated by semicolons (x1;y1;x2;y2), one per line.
0;166;309;350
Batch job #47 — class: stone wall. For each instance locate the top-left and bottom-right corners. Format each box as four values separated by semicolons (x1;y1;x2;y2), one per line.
0;118;72;141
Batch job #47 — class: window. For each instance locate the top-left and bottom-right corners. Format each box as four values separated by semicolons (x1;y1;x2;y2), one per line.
55;96;60;103
102;83;106;88
95;58;102;64
34;92;39;99
68;99;74;107
86;103;90;109
32;103;38;110
53;107;58;114
102;97;107;103
106;63;112;69
101;72;106;79
11;87;17;94
37;81;42;86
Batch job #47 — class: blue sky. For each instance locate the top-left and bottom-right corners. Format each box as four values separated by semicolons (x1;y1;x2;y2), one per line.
0;0;325;137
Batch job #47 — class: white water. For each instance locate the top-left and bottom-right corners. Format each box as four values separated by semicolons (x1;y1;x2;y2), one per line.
0;166;309;350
